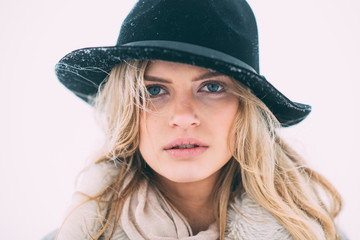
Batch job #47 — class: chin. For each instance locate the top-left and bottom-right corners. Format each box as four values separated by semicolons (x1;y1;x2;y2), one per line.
165;175;205;183
161;166;215;184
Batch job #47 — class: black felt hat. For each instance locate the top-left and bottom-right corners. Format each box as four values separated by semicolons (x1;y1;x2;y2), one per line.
55;0;311;127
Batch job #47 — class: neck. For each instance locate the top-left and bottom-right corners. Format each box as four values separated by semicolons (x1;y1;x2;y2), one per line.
156;172;219;234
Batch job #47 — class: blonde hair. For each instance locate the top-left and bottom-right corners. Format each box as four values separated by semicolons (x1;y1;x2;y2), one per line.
70;60;342;239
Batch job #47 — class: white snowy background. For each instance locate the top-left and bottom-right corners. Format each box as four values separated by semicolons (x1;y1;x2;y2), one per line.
0;0;359;239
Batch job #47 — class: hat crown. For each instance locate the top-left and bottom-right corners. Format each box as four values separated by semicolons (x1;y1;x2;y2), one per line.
117;0;259;73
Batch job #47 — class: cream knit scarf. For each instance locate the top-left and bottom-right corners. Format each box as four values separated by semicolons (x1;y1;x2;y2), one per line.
57;162;325;240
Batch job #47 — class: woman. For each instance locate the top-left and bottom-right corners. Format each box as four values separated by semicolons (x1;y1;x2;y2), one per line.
50;0;344;239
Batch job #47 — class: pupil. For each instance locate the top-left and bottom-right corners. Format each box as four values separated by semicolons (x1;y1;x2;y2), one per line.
148;86;161;95
207;83;219;92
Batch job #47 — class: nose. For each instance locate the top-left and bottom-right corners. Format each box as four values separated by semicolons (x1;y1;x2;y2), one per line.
168;95;200;129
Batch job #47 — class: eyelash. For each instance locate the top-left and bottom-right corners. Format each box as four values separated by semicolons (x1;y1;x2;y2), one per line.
145;81;226;98
146;84;168;97
199;80;226;94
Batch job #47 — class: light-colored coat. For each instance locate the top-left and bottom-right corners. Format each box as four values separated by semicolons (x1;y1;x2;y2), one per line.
49;162;326;240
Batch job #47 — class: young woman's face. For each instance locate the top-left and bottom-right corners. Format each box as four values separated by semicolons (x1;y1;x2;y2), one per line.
139;61;239;183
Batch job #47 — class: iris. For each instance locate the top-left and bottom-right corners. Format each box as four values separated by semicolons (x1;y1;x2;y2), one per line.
206;83;220;92
147;86;161;96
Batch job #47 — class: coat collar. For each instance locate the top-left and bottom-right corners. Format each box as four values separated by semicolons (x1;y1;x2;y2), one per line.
56;162;323;240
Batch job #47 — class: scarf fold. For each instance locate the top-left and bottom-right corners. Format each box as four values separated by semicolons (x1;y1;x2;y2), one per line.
57;162;325;240
119;179;219;240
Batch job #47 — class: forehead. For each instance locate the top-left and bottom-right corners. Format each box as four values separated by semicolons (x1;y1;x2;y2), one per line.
146;60;216;75
144;61;237;86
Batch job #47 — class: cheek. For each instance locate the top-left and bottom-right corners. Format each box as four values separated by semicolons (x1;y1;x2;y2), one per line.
139;112;161;141
139;112;162;160
139;112;151;142
139;113;150;157
203;96;239;126
207;97;239;149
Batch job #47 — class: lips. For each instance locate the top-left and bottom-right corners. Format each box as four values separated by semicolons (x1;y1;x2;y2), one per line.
171;144;199;149
164;138;208;158
164;137;208;150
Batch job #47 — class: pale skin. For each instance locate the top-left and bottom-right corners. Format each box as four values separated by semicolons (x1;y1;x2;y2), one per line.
157;170;219;234
139;61;239;234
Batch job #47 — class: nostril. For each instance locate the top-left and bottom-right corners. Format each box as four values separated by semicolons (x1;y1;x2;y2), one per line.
169;114;200;129
168;99;200;129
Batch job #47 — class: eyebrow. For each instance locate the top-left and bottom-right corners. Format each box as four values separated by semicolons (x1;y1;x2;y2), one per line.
143;75;171;83
143;71;226;83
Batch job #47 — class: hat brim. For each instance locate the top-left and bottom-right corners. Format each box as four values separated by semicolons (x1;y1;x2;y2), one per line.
55;40;311;127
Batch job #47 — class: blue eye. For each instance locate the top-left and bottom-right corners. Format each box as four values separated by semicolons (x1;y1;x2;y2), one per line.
206;83;220;92
201;82;224;93
146;85;165;96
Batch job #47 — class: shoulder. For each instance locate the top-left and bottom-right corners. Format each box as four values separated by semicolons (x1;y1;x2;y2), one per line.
225;193;294;240
76;160;120;195
56;161;121;240
41;228;130;240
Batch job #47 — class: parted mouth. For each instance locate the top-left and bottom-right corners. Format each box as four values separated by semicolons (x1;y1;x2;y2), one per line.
163;138;208;150
170;144;200;149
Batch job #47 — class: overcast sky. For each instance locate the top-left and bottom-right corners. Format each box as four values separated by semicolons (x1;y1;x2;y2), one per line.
0;0;359;239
